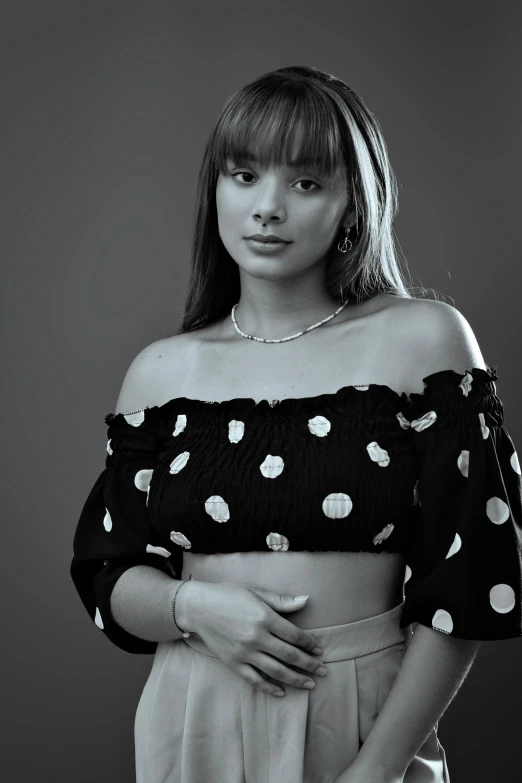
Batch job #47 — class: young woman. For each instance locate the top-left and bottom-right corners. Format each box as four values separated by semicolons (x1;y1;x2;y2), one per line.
71;65;522;783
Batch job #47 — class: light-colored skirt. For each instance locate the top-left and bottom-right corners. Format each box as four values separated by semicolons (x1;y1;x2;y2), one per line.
135;601;450;783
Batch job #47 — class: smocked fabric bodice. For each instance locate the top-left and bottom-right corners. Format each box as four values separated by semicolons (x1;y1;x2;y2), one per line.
143;384;418;559
71;366;522;652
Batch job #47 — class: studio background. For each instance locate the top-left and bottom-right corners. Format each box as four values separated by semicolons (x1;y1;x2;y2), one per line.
1;1;521;781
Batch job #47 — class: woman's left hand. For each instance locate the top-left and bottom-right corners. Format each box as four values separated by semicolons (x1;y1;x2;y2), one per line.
333;758;404;783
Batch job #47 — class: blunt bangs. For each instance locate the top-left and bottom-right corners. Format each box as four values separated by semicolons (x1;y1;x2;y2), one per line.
213;85;348;181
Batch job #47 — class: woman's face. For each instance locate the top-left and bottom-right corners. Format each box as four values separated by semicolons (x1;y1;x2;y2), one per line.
216;155;354;281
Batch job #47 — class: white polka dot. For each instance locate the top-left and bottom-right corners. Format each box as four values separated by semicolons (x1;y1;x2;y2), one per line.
135;468;153;492
124;410;145;427
107;439;113;456
457;450;470;477
170;531;192;549
413;479;420;506
367;441;390;467
229;420;245;443
478;412;490;439
486;496;510;525
446;533;462;558
260;455;284;478
267;533;289;551
404;564;412;584
511;450;521;475
146;544;171;558
205;495;230;522
308;415;331;437
411;410;437;432
432;609;453;634
173;414;187;437
490;584;516;613
170;452;190;474
397;411;411;430
373;523;394;545
459;372;473;396
322;492;353;519
103;508;112;532
94;607;104;629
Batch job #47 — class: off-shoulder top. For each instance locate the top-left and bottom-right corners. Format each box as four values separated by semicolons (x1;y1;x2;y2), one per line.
70;366;522;654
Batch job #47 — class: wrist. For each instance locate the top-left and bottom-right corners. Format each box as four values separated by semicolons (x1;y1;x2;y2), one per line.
172;579;201;635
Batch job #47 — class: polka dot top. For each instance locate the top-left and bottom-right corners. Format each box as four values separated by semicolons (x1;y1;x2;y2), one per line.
70;366;522;654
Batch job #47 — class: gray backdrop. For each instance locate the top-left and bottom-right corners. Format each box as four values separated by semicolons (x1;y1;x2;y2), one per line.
1;1;521;781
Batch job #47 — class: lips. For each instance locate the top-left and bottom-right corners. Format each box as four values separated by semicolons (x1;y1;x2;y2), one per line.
246;235;290;243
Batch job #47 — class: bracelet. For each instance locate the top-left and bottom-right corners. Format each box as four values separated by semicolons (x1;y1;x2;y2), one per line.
171;573;194;638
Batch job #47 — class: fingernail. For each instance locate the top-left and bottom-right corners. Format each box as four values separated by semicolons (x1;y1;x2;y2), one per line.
312;647;323;655
294;595;309;601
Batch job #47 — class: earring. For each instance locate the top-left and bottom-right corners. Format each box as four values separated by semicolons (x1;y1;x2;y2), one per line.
338;226;353;253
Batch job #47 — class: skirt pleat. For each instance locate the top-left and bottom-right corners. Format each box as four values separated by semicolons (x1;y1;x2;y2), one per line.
135;601;450;783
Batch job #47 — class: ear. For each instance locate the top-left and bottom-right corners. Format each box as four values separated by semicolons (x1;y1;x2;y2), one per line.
342;207;357;230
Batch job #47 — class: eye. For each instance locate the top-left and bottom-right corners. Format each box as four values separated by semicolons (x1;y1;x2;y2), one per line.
293;179;320;192
231;171;320;192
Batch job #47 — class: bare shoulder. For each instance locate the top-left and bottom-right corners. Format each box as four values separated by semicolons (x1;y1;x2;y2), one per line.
113;333;191;415
392;297;490;379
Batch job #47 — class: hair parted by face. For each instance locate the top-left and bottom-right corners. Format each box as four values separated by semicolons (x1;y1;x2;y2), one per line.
173;66;438;337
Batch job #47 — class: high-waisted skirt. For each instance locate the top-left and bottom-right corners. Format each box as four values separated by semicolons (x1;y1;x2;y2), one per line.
134;601;450;783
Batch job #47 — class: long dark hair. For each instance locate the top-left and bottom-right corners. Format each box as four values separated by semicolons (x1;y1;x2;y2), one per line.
170;65;444;336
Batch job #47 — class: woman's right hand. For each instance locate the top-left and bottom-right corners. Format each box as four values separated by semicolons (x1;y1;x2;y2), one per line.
177;580;327;697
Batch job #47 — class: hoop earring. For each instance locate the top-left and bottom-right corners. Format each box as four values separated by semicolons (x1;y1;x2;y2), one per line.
338;227;353;253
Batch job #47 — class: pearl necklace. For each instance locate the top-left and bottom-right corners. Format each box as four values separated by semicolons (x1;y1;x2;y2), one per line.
231;300;349;343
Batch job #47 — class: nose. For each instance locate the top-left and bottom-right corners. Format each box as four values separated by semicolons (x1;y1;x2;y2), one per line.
251;180;286;222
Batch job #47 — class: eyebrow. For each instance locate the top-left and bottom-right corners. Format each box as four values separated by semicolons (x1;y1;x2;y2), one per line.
229;152;320;171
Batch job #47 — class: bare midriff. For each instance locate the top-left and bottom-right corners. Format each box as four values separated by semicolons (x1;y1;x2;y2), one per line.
181;549;406;629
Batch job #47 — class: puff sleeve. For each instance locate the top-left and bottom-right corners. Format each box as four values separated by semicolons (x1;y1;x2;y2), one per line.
70;406;181;654
400;366;522;640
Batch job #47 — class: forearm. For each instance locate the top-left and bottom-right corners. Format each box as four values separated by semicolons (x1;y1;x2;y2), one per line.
355;623;482;778
109;565;196;643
